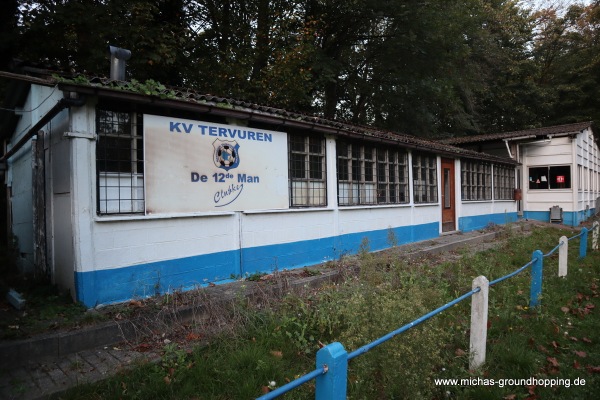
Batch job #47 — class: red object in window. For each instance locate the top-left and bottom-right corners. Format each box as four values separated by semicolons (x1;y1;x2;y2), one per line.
556;175;565;183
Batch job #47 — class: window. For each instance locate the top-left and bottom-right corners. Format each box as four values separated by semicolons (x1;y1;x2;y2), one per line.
96;109;144;214
337;141;408;205
377;147;409;204
493;165;515;200
529;166;571;190
461;160;491;201
412;152;438;203
289;133;326;206
586;167;591;192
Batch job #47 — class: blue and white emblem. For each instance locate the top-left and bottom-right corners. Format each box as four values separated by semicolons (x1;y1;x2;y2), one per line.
213;139;240;171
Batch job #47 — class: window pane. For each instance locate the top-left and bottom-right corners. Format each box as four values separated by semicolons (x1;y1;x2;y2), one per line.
309;155;323;179
377;159;386;182
352;158;360;182
377;183;387;203
529;167;549;189
309;136;322;153
290;135;305;152
549;165;571;189
338;158;348;180
444;169;450;208
290;153;305;179
365;160;374;182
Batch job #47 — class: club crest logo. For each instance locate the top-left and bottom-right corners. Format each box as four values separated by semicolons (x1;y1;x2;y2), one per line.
213;139;240;170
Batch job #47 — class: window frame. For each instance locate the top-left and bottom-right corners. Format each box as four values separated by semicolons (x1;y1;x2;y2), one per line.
493;164;516;200
337;141;409;206
412;152;438;204
461;160;492;201
528;165;572;190
96;109;145;215
288;133;327;207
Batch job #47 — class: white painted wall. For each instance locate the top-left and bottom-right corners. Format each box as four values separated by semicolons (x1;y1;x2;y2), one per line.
61;107;517;274
519;132;600;216
576;127;600;211
7;85;63;273
522;136;575;212
241;210;336;248
459;201;517;218
338;205;418;235
10;93;522;304
91;215;240;271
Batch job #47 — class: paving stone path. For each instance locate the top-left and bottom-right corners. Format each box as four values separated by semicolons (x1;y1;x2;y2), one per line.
1;347;161;399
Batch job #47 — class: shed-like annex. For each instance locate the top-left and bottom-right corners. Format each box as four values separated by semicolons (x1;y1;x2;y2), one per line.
440;122;600;226
1;69;519;307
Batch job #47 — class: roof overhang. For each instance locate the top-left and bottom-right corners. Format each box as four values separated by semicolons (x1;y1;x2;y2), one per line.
0;70;519;167
58;81;519;166
440;121;597;148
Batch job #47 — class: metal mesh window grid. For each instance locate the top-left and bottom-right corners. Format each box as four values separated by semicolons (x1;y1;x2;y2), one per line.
337;142;408;205
461;160;492;201
412;152;438;203
289;133;327;207
96;109;145;215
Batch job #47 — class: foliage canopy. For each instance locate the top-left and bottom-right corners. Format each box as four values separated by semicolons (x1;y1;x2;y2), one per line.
3;0;599;137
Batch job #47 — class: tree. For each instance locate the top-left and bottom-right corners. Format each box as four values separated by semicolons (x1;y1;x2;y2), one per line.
0;0;19;71
16;0;191;85
5;0;597;137
469;0;549;133
184;0;316;109
531;3;600;125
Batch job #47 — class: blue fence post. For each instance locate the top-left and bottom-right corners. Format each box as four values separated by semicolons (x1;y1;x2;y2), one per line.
530;250;544;308
316;342;348;400
579;227;588;258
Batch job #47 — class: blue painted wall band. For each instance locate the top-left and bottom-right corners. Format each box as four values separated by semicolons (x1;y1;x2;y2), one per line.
75;222;439;307
458;212;519;232
521;209;595;227
76;210;554;307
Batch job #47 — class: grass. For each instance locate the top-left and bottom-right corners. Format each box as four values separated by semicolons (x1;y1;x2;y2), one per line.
0;277;102;340
0;235;110;339
37;222;600;398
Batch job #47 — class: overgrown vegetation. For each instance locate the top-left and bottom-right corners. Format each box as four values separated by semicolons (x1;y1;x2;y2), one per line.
49;223;600;399
0;232;106;340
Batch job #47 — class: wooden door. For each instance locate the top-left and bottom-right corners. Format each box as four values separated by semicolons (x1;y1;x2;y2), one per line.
441;158;456;232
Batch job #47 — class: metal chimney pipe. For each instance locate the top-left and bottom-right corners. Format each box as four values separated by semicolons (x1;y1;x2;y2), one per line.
109;46;131;81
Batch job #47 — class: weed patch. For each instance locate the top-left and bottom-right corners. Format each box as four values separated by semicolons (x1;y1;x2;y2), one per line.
47;223;600;399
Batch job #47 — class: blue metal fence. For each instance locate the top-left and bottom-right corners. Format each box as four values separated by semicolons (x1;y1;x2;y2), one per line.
257;226;592;400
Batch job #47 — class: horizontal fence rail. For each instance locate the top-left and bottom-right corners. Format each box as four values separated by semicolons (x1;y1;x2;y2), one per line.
259;367;327;400
347;288;480;361
488;259;535;286
256;224;598;400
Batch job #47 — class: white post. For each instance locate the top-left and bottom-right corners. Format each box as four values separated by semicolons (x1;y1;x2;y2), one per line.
558;236;568;277
469;275;489;370
593;221;599;251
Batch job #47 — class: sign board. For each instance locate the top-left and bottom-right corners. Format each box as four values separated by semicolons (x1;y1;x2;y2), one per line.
144;114;289;213
556;175;565;183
